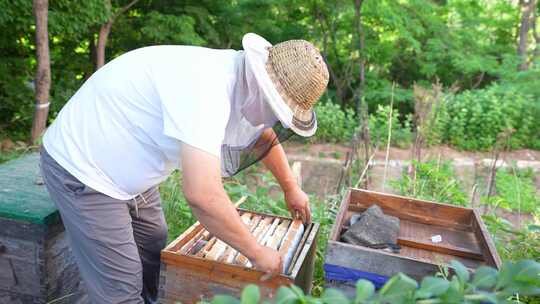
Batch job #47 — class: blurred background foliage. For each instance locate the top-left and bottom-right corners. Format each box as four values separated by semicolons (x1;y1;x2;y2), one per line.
0;0;539;150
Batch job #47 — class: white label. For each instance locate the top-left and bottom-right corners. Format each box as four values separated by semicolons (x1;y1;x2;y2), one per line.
431;235;442;243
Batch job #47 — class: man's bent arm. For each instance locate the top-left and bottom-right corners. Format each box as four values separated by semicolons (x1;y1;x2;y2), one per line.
259;129;311;223
181;143;282;273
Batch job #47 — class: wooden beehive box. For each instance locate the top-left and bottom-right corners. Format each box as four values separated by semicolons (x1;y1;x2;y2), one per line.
159;209;319;303
324;188;501;295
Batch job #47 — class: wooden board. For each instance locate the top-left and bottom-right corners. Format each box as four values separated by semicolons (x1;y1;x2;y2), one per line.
160;208;319;303
325;188;501;294
329;188;500;269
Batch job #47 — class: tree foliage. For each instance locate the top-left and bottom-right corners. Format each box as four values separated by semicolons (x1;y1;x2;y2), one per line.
1;0;539;146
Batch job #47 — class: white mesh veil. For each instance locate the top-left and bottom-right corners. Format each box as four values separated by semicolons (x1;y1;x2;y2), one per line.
221;52;295;177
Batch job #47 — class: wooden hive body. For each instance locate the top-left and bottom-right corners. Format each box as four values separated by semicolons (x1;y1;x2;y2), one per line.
324;188;501;296
159;209;319;304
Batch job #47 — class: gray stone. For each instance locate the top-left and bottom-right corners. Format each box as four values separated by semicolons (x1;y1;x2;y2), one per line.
342;205;400;246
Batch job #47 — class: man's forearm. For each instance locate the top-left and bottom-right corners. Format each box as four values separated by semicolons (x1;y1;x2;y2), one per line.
187;190;261;260
260;129;298;192
181;143;262;261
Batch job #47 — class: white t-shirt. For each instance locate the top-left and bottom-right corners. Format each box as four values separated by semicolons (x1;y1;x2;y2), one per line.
43;45;240;200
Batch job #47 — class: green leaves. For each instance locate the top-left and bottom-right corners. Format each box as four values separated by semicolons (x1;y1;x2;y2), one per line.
241;285;260;304
275;286;299;304
355;280;374;303
471;266;498;289
211;295;241;304
321;288;350;304
450;260;470;285
415;277;450;299
314;100;357;143
210;259;540;304
378;273;418;303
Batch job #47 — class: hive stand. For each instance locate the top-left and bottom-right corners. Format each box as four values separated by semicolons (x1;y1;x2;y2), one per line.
0;153;86;304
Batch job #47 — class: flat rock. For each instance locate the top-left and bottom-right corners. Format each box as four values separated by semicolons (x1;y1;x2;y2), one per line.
342;205;400;246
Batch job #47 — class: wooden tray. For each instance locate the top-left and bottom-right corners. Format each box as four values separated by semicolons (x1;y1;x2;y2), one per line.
159;209;319;303
324;188;501;293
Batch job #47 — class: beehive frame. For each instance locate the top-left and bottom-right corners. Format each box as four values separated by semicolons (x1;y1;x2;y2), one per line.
159;208;319;303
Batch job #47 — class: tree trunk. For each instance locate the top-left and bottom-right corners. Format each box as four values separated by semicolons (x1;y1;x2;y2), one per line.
94;0;139;70
96;21;113;69
533;5;540;64
88;32;98;77
30;0;51;144
517;0;537;70
353;0;371;188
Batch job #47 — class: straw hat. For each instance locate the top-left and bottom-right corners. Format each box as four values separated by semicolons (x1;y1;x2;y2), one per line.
242;33;329;137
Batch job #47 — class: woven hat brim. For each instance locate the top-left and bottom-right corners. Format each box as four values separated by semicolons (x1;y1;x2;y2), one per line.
242;33;317;137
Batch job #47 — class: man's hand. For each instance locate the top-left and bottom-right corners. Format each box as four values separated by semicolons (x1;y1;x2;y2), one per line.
249;245;283;277
258;128;312;223
284;186;311;224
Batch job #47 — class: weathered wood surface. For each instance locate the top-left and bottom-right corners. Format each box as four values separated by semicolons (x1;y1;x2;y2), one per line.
325;240;439;281
162;250;292;285
290;223;318;294
349;188;474;230
160;207;319;303
329;188;500;270
159;262;280;304
472;209;502;268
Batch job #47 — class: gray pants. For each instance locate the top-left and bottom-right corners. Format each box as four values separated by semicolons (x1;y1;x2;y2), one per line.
39;148;168;304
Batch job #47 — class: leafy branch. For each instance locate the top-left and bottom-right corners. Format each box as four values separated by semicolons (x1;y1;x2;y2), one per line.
207;259;540;304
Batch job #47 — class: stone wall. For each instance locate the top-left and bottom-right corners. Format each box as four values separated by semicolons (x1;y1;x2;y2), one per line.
0;217;87;304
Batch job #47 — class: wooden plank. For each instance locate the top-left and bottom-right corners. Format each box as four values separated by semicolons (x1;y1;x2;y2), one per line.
262;218;281;247
196;237;218;258
159;259;284;303
165;222;204;252
244;218;281;268
180;230;210;255
292;162;302;188
220;214;261;263
397;237;484;261
161;250;293;287
268;220;290;250
166;196;247;253
471;209;502;268
324;240;439;281
329;190;351;241
207;213;253;261
396;219;483;260
235;217;273;266
278;220;304;255
348;188;474;230
293;223;319;294
287;223;312;275
290;223;318;277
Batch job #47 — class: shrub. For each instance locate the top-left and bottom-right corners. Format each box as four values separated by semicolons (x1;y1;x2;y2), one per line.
207;259;540;303
369;104;413;148
391;160;468;206
484;214;540;262
443;85;540;150
314;100;357;143
482;168;540;215
160;171;196;242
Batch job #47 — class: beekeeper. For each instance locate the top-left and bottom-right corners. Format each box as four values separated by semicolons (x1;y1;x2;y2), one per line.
39;33;329;303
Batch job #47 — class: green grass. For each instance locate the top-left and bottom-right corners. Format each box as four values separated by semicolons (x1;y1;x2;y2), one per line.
0;149;27;164
159;171;196;243
482;167;540;216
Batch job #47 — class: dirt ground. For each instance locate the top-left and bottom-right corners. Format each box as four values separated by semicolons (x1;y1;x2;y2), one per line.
283;142;539;228
284;142;540;162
